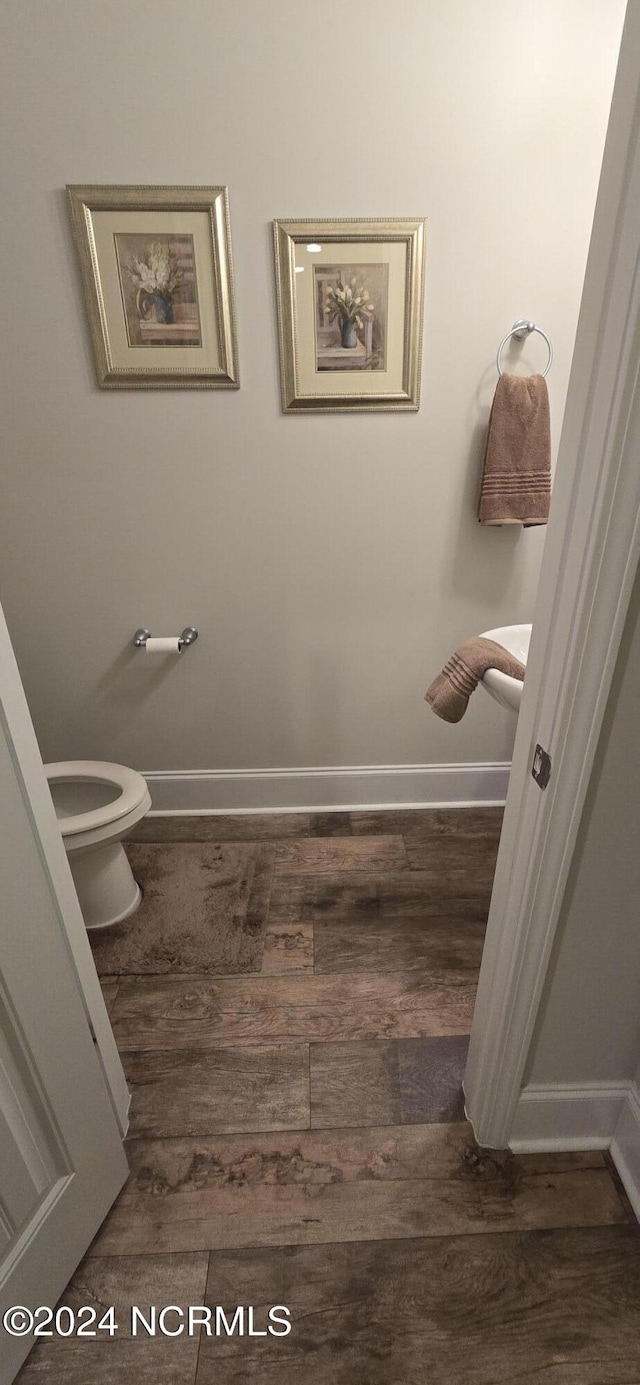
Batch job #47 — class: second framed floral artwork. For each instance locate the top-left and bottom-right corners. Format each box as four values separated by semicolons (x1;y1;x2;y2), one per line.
273;218;426;412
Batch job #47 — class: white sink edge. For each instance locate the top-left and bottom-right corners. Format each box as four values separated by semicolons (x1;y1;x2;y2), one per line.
479;623;532;713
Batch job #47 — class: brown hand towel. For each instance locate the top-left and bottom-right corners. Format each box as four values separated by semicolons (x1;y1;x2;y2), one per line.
478;372;551;526
425;637;525;723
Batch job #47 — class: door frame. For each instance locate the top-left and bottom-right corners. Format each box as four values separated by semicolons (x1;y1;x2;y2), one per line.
1;22;636;1172
0;601;129;1138
465;0;640;1148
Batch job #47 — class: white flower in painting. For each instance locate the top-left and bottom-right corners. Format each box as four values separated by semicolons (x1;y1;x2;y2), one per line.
325;275;376;324
125;240;184;297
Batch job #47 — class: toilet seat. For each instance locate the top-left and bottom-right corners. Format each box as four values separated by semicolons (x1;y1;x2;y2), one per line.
45;759;151;927
45;761;150;844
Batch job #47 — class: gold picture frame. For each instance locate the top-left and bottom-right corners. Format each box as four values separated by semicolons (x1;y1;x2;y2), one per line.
273;217;426;413
67;185;240;389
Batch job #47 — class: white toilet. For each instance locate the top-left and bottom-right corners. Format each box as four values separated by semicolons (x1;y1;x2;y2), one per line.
45;761;152;930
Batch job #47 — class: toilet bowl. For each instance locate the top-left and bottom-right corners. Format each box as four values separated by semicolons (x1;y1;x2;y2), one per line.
45;760;152;930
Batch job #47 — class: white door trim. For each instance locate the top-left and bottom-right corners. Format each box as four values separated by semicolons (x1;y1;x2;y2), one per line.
464;2;640;1149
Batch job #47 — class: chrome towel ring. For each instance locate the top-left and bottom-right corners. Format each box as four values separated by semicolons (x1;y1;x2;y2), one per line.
497;319;553;378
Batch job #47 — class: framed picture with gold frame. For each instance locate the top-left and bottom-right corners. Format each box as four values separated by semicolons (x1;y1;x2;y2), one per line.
67;185;240;389
273;217;426;413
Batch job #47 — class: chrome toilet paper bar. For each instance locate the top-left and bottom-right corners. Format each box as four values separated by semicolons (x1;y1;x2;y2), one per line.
133;627;199;651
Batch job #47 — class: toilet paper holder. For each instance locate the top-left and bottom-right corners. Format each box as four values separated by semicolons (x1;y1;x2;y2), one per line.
133;627;199;650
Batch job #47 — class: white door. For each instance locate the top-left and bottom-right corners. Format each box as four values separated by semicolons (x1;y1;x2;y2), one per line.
0;611;129;1384
465;1;640;1148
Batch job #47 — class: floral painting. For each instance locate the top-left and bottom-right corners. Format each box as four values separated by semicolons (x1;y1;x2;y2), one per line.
68;186;239;388
273;218;425;410
314;264;388;372
114;233;202;347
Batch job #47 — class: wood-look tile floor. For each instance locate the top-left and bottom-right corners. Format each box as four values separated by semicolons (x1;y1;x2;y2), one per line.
18;809;640;1384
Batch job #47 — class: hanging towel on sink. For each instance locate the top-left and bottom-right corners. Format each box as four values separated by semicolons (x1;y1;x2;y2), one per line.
425;637;525;723
478;373;550;526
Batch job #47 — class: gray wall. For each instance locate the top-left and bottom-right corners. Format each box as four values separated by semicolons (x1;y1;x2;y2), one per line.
526;560;640;1084
0;1;624;781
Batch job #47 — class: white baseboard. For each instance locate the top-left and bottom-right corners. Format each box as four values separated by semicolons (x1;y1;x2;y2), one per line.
612;1085;640;1221
509;1081;630;1152
141;761;510;814
510;1081;640;1224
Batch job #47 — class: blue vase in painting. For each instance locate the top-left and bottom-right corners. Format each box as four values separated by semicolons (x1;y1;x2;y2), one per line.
340;317;358;349
152;294;174;324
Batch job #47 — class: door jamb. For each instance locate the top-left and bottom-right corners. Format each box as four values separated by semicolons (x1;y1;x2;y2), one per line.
465;1;640;1148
